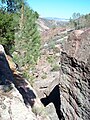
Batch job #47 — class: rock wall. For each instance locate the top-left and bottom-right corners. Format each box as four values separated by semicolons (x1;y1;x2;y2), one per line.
60;52;90;120
60;29;90;119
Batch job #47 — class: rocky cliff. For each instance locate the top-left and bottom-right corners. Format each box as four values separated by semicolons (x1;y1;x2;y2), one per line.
0;45;50;120
60;29;90;120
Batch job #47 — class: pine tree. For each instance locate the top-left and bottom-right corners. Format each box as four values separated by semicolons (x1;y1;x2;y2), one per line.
0;10;15;54
0;0;22;13
0;0;26;54
14;6;41;70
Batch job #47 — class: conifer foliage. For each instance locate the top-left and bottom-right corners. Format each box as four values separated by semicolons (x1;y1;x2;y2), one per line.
0;0;22;54
0;10;15;54
0;0;41;73
14;6;41;69
0;0;22;13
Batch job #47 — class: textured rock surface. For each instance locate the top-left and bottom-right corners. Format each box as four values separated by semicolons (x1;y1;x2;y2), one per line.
60;29;90;119
1;27;89;120
45;103;59;120
33;54;61;119
0;45;50;120
34;78;63;119
60;52;90;120
0;86;37;120
63;29;90;62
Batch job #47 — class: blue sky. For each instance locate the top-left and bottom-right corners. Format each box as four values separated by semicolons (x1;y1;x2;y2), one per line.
27;0;90;19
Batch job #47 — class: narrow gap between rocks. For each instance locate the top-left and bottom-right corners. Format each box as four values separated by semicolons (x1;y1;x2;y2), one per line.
40;84;65;120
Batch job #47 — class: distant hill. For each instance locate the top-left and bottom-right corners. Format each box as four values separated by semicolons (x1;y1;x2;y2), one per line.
44;17;69;22
37;17;68;32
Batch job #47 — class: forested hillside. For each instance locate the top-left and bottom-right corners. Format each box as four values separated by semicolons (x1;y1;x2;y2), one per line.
0;0;41;80
68;12;90;29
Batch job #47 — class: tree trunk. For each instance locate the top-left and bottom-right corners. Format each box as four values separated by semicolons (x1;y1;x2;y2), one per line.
20;2;24;30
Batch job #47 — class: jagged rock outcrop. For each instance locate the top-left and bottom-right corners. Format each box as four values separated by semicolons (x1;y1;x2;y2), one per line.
60;28;90;120
33;28;90;120
0;45;50;120
60;52;90;120
0;45;36;120
63;29;90;62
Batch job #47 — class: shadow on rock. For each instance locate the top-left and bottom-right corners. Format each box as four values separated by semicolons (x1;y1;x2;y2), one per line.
41;84;65;120
13;74;36;107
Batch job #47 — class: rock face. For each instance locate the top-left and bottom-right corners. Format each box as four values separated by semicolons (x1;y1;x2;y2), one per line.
0;45;50;120
64;29;90;62
0;45;36;120
45;103;59;120
0;86;37;120
0;47;14;84
60;52;90;120
60;28;90;120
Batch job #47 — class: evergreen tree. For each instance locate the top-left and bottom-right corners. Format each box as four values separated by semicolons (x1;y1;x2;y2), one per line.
0;1;41;80
0;0;26;54
14;6;41;70
0;0;22;13
0;10;15;54
85;14;90;27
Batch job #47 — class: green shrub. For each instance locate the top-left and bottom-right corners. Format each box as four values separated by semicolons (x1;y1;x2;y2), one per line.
46;56;55;64
41;73;47;79
51;64;60;71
